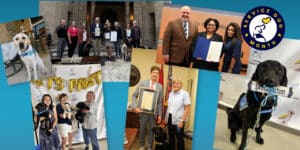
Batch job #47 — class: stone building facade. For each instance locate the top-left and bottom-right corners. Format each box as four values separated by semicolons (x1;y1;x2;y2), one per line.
40;1;165;49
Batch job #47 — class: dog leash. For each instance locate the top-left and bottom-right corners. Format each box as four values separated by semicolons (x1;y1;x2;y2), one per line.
256;85;278;106
246;86;277;150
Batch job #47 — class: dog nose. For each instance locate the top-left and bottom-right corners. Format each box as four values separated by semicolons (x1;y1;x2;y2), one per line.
264;78;274;86
19;42;25;49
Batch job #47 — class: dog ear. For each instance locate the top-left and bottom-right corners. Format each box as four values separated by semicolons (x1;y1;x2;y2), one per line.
251;62;262;81
280;65;288;86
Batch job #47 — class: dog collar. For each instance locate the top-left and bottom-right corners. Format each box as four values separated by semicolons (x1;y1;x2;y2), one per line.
19;45;35;57
37;109;48;115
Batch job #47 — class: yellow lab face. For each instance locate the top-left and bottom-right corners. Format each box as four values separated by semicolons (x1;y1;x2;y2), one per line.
13;33;30;51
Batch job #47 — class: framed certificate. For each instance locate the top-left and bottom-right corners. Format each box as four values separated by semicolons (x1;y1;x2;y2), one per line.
95;27;100;36
193;37;223;62
138;87;159;114
110;31;117;42
104;32;110;40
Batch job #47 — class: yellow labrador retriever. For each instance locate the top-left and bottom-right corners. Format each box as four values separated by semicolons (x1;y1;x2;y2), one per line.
13;33;47;81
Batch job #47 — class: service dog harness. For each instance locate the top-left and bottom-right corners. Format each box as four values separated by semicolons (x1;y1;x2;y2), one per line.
239;85;277;114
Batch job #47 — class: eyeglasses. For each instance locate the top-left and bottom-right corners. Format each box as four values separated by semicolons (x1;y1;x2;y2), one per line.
207;24;216;27
181;11;190;15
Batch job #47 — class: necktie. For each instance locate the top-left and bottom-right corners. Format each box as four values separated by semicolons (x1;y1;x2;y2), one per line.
183;21;188;39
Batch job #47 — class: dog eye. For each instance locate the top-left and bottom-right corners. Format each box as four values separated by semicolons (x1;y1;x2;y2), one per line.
15;38;19;41
276;70;282;74
22;36;26;40
259;67;266;73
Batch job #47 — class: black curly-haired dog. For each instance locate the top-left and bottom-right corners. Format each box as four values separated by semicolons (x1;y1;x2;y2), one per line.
227;60;288;150
152;124;169;150
75;102;90;123
34;102;53;136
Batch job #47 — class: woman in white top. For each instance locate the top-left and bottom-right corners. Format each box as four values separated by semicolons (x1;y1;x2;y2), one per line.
78;23;89;57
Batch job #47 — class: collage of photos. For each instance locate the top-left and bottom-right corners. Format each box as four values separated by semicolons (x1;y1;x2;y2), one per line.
0;1;168;150
1;0;300;150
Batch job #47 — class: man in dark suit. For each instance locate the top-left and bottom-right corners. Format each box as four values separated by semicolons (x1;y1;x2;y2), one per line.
90;17;103;56
55;19;68;59
162;6;198;67
132;66;163;150
131;20;142;48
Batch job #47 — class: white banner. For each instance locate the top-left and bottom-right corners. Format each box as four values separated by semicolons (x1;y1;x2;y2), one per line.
30;64;106;144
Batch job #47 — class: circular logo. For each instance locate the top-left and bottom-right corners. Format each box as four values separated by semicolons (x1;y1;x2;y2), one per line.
241;6;285;50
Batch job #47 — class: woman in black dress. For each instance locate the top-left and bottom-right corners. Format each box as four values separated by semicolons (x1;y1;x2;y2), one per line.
190;18;223;71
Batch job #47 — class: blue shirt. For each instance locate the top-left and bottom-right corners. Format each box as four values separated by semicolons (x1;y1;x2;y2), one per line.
166;89;191;125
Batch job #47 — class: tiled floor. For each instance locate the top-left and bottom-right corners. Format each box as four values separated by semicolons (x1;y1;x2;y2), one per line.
128;133;193;150
214;109;300;150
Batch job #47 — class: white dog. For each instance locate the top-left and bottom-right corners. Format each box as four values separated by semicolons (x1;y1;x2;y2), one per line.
121;43;127;59
13;33;47;81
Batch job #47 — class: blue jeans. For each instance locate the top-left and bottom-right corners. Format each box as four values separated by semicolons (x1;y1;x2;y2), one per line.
57;38;67;58
114;40;121;56
82;127;99;150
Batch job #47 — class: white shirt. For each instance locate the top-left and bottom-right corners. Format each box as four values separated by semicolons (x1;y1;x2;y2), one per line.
149;80;157;90
95;23;100;36
126;29;131;37
82;101;98;129
167;89;191;125
83;30;87;41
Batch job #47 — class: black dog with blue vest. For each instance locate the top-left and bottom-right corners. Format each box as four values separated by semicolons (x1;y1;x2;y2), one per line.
227;60;289;150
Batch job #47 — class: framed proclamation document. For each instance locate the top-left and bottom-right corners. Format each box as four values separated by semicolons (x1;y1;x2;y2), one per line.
193;37;223;62
138;87;159;114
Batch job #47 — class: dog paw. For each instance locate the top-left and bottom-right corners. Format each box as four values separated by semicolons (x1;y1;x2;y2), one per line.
230;133;236;142
256;137;264;145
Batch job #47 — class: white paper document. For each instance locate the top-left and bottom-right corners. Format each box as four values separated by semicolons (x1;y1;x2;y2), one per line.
110;31;117;42
206;41;223;62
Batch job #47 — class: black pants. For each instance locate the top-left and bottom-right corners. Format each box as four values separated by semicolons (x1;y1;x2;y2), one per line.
68;36;78;57
167;62;188;67
132;39;140;48
78;41;88;57
191;59;219;71
168;114;185;150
